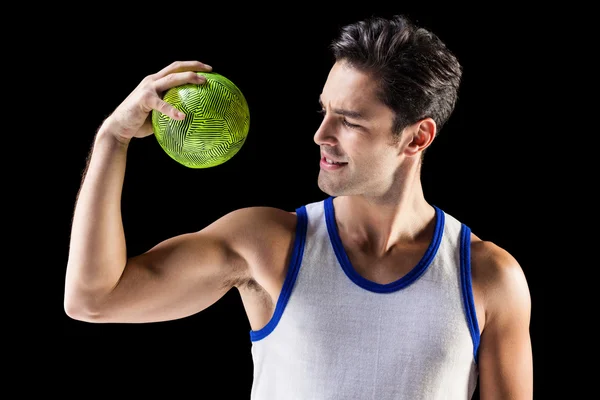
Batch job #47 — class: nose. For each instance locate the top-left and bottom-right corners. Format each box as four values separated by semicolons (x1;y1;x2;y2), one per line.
313;113;338;146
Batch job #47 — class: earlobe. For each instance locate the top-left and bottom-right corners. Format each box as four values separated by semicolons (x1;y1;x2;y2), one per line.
405;118;436;156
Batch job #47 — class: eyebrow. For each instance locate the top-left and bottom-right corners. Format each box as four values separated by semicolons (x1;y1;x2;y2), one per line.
319;97;368;120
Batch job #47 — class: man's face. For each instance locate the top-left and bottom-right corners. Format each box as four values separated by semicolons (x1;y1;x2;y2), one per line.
314;61;400;197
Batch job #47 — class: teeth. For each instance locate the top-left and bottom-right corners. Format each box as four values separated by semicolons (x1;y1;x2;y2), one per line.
326;158;343;164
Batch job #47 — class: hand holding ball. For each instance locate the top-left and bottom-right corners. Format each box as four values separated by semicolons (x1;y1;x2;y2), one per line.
152;72;250;168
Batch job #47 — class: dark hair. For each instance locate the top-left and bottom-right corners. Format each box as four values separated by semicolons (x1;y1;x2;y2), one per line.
330;14;462;141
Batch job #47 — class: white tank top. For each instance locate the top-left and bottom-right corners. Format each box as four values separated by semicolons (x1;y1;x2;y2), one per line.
249;196;480;399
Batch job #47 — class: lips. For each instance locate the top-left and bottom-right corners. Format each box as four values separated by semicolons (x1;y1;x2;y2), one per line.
321;153;347;164
320;157;347;170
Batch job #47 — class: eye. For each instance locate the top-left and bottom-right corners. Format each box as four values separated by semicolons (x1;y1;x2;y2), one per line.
342;119;360;129
317;109;361;130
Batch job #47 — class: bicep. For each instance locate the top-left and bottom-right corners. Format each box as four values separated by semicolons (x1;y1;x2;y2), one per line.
91;231;248;323
475;244;533;399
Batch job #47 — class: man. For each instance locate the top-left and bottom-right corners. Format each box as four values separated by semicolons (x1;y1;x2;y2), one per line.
64;14;533;399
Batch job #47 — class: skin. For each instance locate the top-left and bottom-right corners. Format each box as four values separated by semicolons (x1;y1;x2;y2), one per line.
65;60;533;399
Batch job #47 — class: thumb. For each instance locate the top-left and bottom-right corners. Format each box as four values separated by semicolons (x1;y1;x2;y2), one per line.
152;97;186;121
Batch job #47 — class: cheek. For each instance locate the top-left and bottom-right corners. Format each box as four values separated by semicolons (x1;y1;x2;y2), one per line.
353;145;392;170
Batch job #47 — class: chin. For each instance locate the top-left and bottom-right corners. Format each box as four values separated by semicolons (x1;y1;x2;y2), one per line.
317;177;335;196
318;177;351;197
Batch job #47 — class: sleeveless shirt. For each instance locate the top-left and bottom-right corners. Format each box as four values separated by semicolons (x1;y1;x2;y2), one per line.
249;196;480;399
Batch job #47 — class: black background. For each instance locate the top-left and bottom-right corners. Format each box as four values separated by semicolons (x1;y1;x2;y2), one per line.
53;5;549;399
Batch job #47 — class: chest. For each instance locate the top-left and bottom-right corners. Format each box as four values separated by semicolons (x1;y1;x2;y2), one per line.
263;263;476;374
341;241;431;285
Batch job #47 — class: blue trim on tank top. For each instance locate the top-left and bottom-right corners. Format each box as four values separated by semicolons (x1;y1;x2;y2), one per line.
459;223;481;363
249;205;308;342
325;196;444;293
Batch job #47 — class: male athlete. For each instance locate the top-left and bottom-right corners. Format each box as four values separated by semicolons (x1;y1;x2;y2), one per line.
64;14;533;399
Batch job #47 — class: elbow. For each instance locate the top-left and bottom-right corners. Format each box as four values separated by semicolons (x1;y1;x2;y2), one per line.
64;264;119;322
64;297;92;322
63;289;106;323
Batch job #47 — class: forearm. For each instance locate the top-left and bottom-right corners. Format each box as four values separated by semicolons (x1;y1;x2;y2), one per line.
65;120;131;303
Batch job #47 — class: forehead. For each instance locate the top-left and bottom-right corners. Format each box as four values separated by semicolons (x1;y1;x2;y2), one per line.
321;61;382;109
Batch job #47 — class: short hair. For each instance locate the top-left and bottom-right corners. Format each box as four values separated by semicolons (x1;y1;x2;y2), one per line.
330;14;463;140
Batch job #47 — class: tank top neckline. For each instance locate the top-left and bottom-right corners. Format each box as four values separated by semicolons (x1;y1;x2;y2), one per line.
324;196;445;293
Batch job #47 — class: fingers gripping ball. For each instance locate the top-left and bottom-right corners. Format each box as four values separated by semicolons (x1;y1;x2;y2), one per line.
152;72;250;168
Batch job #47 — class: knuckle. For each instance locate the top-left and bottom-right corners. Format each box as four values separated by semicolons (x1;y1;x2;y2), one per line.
158;101;171;114
141;74;155;86
141;90;155;104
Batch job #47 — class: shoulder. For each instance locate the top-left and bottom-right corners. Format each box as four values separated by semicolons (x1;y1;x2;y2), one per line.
469;233;531;328
203;205;298;270
207;206;298;245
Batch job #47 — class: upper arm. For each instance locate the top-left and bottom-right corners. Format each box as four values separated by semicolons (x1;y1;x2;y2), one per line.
472;240;533;400
80;207;275;323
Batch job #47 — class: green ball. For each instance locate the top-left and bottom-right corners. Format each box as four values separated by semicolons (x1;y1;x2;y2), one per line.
151;72;250;168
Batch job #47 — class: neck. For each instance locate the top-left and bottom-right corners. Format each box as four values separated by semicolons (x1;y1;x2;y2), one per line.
333;168;436;257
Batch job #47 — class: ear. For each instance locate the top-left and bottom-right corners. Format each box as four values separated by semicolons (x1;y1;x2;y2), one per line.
404;118;436;157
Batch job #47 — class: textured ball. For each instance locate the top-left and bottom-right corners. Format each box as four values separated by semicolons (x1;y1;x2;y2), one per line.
152;72;250;168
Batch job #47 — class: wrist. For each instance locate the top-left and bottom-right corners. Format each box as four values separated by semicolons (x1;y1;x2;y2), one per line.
96;117;132;147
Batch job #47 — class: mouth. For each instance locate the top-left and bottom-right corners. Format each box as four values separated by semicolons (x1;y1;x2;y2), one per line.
320;156;348;170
